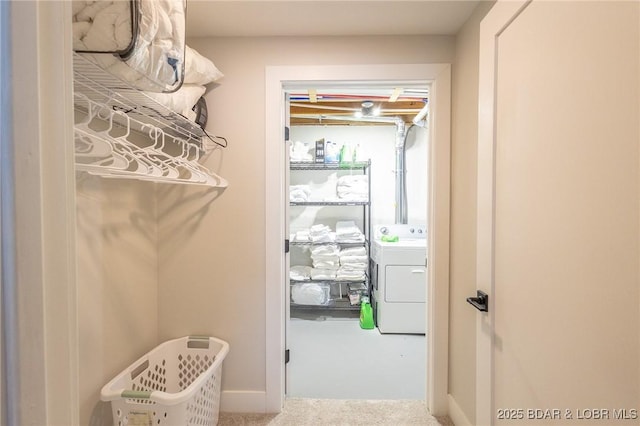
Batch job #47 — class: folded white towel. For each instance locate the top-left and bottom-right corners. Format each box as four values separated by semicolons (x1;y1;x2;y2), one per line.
290;185;311;202
310;267;338;280
312;260;340;269
336;234;365;243
336;191;368;201
340;247;367;257
337;175;368;200
310;244;340;256
339;262;368;271
309;224;331;235
308;224;334;243
335;221;365;243
311;254;340;269
340;255;369;265
294;230;310;242
336;268;366;281
311;254;340;263
290;265;312;281
335;221;360;236
310;233;335;244
337;175;368;188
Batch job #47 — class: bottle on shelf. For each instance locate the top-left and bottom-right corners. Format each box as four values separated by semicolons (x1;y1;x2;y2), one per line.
324;141;340;163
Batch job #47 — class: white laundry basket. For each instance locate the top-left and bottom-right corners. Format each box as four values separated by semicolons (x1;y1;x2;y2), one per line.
101;336;229;426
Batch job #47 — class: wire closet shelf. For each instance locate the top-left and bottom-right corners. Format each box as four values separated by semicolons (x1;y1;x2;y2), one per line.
72;53;228;187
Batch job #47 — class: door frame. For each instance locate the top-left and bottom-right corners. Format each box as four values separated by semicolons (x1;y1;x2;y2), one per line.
265;63;451;414
476;1;532;425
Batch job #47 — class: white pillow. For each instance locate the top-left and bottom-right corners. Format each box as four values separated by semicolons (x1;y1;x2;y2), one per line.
145;84;206;118
184;45;224;85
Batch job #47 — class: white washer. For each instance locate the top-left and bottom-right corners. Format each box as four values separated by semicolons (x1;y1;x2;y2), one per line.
370;224;427;334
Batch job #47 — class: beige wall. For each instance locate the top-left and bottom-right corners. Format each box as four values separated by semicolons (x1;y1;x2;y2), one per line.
157;36;455;397
449;1;494;423
76;177;159;425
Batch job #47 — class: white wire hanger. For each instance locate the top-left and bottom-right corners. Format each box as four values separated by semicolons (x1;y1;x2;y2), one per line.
74;93;228;188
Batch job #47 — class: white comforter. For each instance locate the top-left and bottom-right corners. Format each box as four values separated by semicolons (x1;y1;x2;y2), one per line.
73;0;185;92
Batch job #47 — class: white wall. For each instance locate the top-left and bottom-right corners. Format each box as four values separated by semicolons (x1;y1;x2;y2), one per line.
158;35;455;409
76;177;159;425
290;125;428;229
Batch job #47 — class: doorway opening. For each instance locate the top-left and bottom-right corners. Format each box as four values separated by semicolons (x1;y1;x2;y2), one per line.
285;83;429;400
264;64;451;415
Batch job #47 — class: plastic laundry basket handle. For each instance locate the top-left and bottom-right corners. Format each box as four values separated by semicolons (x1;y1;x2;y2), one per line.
121;390;152;399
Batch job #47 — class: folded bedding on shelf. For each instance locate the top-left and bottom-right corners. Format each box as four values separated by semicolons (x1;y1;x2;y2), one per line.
336;269;366;281
338;263;368;272
290;265;312;281
144;84;206;120
144;46;224;119
290;185;311;202
311;233;335;244
293;230;310;242
339;255;369;265
73;0;187;92
310;267;338;281
336;234;365;243
309;224;334;243
291;282;330;305
335;221;365;243
290;141;314;162
310;254;340;269
339;246;367;257
310;244;340;256
336;175;368;201
72;1;132;51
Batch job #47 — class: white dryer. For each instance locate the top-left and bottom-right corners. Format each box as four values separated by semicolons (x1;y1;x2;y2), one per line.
370;224;427;334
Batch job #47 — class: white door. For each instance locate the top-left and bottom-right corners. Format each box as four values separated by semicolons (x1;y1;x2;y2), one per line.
476;1;639;424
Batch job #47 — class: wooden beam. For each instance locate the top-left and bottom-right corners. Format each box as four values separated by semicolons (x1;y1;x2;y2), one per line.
308;89;317;103
389;87;403;102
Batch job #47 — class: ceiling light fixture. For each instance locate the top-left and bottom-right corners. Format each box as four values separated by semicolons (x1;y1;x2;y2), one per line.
360;100;375;117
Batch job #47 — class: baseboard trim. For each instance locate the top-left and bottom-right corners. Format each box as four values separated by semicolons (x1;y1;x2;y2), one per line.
448;394;472;426
220;390;267;413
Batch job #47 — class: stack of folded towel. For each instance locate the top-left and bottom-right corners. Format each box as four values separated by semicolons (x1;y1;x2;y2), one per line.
337;246;368;281
290;185;311;202
309;224;334;243
335;221;365;243
310;244;340;268
308;244;339;280
336;175;368;201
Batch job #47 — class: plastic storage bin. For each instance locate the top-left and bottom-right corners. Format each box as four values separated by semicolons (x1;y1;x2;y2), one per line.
101;336;229;426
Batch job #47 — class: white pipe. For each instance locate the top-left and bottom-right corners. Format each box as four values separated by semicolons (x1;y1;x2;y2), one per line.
412;102;429;127
395;121;408;224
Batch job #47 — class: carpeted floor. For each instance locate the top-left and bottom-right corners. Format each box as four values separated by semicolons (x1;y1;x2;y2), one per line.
217;398;454;426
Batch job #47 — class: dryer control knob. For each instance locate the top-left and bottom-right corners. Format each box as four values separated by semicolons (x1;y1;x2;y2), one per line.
380;227;388;235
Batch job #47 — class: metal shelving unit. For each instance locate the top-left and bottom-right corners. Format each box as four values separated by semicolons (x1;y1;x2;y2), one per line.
289;160;371;311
